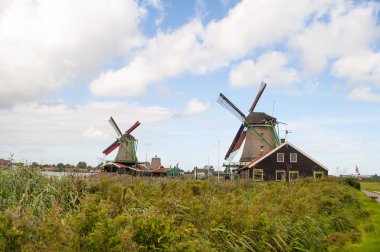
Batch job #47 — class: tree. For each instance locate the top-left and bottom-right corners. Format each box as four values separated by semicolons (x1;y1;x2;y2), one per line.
77;161;87;169
57;163;64;172
31;162;39;168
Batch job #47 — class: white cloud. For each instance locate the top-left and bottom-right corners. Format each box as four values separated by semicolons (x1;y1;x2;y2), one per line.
90;0;327;97
82;126;108;140
183;98;209;116
0;0;143;107
0;101;173;145
290;2;380;74
348;87;380;102
90;20;206;97
229;52;299;87
332;50;380;86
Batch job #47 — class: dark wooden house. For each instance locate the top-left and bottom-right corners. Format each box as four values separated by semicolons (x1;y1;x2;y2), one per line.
239;142;328;181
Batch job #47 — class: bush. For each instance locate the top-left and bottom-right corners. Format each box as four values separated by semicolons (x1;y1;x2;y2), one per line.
342;177;361;190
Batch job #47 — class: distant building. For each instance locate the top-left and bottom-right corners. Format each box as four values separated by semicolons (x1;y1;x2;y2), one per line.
151;166;171;177
194;165;214;179
150;156;162;170
0;159;11;168
166;166;184;177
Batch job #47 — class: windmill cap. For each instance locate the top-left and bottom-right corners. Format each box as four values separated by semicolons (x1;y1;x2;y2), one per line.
246;112;276;124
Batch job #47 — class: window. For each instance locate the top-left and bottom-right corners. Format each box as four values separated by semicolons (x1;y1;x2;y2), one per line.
277;153;284;162
276;170;286;181
254;169;264;181
289;170;299;181
314;171;324;179
290;153;297;163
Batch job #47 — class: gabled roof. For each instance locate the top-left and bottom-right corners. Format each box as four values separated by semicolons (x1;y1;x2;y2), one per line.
241;141;329;171
167;166;184;172
152;166;171;173
107;162;147;171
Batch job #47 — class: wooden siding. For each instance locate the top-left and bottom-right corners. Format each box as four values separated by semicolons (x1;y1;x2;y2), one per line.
244;144;328;181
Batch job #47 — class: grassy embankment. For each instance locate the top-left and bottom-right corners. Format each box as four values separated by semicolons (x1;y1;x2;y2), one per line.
0;167;378;251
334;181;380;251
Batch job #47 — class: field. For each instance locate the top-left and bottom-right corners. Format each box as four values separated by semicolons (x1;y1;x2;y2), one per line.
0;167;379;251
360;181;380;194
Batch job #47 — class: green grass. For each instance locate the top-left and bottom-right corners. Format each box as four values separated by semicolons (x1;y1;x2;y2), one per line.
360;181;380;194
0;168;377;251
334;190;380;252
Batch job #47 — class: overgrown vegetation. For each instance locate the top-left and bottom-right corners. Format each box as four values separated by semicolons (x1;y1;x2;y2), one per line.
0;167;376;251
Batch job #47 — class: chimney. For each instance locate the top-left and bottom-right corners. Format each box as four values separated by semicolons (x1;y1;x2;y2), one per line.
280;138;286;144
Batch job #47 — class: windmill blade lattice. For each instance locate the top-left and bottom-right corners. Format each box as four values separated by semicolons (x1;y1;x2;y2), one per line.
217;93;246;122
108;117;122;136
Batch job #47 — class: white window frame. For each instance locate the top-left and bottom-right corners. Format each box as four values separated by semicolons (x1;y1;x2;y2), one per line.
289;170;299;181
276;170;286;181
313;171;324;179
290;153;297;163
253;169;264;181
277;153;284;162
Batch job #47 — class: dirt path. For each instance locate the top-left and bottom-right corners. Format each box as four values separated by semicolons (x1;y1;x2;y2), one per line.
362;190;380;203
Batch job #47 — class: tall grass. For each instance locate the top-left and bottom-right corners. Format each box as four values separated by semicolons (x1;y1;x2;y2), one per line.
0;167;84;214
0;169;371;251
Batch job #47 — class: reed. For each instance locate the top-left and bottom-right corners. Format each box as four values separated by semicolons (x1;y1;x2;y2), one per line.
0;169;371;251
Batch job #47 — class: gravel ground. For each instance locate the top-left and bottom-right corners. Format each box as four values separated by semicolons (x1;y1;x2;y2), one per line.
362;190;380;203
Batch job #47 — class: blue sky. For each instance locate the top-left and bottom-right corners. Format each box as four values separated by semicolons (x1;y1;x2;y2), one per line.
0;0;379;175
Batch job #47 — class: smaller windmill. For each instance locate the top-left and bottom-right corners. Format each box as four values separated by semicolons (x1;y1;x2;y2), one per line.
103;117;140;164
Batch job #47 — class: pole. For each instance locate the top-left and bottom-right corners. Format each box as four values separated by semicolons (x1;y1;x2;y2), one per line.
217;139;220;182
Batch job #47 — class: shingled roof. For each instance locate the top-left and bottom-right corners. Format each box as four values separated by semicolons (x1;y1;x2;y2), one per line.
245;112;276;124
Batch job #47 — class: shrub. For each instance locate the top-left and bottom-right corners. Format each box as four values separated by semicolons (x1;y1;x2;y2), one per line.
342;177;361;190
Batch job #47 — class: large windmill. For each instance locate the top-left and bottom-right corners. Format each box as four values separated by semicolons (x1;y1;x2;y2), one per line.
103;117;140;164
217;82;280;168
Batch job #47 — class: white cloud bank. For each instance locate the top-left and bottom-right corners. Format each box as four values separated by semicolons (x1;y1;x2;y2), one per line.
229;52;299;87
1;0;380;106
0;101;173;145
89;0;380;102
0;0;143;107
89;0;328;97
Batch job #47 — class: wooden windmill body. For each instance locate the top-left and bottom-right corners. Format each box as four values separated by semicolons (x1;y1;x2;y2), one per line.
218;82;280;167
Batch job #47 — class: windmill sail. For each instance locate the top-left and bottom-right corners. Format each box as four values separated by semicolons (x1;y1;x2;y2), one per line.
225;124;246;160
125;121;140;134
248;82;266;113
108;117;122;136
217;93;246;122
103;140;120;155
